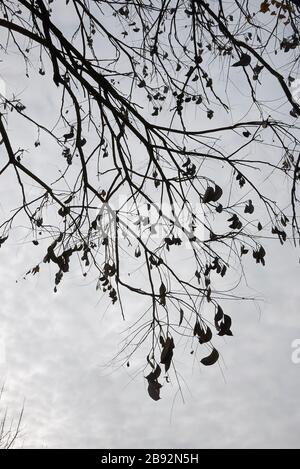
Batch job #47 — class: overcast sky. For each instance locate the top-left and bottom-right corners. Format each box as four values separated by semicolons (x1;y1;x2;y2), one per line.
0;1;300;449
0;236;299;449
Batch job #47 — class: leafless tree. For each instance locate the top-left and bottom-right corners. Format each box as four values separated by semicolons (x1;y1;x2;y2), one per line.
0;385;23;448
0;0;299;399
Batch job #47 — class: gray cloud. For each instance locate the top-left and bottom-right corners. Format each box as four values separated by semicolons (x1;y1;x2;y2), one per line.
0;238;299;448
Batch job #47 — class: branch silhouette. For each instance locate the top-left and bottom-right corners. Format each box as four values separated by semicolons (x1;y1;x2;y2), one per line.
0;0;299;399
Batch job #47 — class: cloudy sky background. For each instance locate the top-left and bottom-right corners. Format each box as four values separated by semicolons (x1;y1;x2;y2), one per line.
1;235;299;449
0;1;300;449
